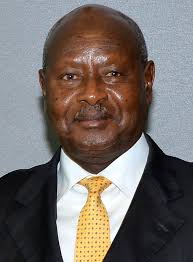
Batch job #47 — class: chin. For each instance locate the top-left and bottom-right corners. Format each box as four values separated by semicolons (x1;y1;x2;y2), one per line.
79;136;116;151
64;131;118;155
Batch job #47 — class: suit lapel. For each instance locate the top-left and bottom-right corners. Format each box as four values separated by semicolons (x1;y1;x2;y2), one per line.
45;162;63;262
104;135;184;262
5;149;63;262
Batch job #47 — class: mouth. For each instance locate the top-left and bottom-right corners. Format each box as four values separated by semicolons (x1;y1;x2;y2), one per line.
77;119;110;128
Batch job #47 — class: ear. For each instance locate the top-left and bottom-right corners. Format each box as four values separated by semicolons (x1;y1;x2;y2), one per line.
38;69;46;97
144;60;155;105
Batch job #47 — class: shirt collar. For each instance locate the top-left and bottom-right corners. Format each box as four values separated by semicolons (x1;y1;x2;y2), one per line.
57;133;149;200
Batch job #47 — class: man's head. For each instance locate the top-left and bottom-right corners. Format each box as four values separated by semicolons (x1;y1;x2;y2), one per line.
39;4;155;173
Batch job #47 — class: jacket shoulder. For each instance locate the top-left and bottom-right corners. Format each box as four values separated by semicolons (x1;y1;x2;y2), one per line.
164;154;193;174
0;164;47;200
161;154;193;193
166;153;192;164
0;149;60;202
146;134;193;175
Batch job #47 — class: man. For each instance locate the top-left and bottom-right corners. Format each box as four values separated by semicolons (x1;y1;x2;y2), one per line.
0;4;192;262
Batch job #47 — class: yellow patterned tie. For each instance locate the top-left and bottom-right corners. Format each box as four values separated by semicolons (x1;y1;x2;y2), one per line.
74;176;112;262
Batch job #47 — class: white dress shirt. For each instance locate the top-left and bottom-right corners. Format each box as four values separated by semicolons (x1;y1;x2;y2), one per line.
56;133;149;261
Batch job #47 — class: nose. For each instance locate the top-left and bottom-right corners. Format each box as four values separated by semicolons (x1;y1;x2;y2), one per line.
77;78;108;105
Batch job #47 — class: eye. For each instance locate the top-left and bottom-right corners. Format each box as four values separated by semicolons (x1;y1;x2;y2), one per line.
106;71;121;77
62;73;78;80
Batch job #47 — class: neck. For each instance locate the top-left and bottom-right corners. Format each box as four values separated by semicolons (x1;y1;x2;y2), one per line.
62;133;143;174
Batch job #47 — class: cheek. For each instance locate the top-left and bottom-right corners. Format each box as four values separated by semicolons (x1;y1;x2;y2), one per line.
109;87;143;114
110;87;147;128
45;88;79;133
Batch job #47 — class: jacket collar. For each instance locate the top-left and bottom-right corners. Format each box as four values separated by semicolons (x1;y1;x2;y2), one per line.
13;135;183;206
104;134;184;262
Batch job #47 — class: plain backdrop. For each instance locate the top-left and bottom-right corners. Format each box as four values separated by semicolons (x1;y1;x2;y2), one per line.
0;0;192;176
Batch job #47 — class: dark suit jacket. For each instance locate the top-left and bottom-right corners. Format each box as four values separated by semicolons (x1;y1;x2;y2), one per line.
0;135;193;262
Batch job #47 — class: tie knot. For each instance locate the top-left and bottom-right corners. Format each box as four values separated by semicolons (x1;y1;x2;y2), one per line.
79;176;112;194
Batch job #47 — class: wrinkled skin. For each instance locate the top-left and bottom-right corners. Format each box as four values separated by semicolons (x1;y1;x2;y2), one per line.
39;5;155;173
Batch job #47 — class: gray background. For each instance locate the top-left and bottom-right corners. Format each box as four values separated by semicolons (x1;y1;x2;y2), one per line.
0;0;192;176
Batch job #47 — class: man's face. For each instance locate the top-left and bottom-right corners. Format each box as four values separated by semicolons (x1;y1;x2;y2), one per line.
39;24;154;164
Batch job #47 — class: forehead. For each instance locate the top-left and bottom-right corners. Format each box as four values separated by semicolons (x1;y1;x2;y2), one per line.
47;31;138;67
46;13;139;66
